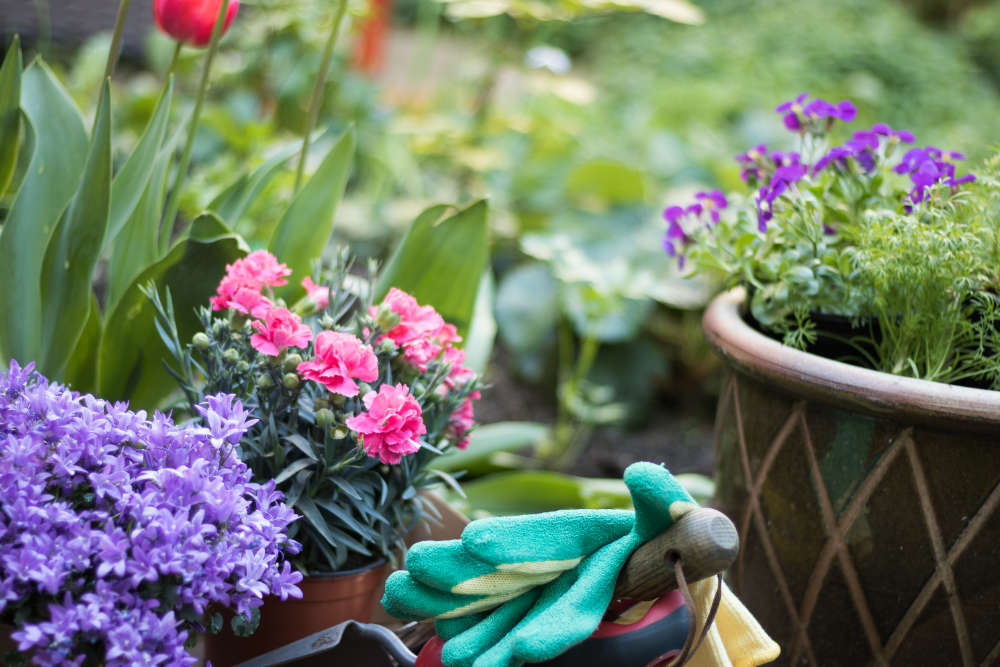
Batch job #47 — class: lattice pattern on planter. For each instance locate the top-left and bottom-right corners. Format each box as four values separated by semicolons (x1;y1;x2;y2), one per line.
715;372;1000;667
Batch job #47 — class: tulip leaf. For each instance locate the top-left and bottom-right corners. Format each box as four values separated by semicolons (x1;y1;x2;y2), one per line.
105;77;174;250
97;213;248;408
62;295;102;393
457;471;633;516
209;142;300;233
375;200;490;339
462;272;497;375
0;59;88;366
107;138;177;314
0;37;22;198
38;82;112;378
268;128;355;296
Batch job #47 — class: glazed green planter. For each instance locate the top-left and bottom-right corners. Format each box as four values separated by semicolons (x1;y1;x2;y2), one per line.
703;288;1000;667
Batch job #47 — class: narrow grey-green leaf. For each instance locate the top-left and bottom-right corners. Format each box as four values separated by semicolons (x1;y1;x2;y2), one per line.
0;36;22;197
105;77;174;249
375;200;490;339
274;458;316;485
315;498;372;537
0;59;88;365
38;82;112;378
268;128;355;296
283;433;318;461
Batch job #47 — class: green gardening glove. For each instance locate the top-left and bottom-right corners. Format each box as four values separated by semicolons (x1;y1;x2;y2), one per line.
381;462;697;667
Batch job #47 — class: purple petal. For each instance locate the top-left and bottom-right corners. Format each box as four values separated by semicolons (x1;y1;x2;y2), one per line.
836;100;857;122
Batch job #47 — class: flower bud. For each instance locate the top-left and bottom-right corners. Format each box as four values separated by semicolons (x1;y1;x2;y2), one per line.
255;373;273;389
236;360;250;373
283;353;303;372
315;408;335;429
230;311;249;331
282;373;300;389
192;332;211;349
332;427;348;440
223;348;240;364
378;338;397;355
154;0;240;48
358;382;373;396
319;315;336;329
331;394;347;408
375;303;401;331
313;396;330;411
411;381;427;396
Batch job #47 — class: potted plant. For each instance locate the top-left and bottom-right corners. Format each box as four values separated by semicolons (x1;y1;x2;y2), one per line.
0;360;303;666
663;94;1000;665
149;247;481;664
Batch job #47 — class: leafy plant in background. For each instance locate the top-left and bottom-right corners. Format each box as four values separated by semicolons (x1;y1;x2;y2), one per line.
666;93;1000;387
0;361;302;666
0;0;492;414
150;249;481;572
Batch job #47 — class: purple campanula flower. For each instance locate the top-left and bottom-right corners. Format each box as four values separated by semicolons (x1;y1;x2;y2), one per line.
0;362;302;665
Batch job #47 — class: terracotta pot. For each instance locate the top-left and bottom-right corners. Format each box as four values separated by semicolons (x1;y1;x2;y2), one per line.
204;560;390;667
703;288;1000;667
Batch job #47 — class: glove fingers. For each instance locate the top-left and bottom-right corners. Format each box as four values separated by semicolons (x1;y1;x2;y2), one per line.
382;571;512;621
510;536;638;663
461;510;634;566
441;588;541;667
625;462;695;540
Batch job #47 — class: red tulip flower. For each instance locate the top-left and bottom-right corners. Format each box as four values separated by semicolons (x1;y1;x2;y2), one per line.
154;0;240;47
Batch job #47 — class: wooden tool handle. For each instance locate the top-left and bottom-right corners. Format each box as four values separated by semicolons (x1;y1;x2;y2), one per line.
613;507;739;601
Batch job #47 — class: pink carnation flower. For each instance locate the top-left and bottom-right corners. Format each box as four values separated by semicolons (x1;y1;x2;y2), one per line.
211;250;291;314
346;384;426;464
301;277;330;309
297;331;378;397
446;395;478;450
375;288;462;370
236;250;292;287
250;307;312;356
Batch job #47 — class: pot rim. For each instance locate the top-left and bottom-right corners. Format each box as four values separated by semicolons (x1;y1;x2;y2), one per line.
702;287;1000;432
305;558;390;580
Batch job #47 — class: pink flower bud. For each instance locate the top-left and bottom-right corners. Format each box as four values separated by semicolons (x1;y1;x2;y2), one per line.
154;0;240;48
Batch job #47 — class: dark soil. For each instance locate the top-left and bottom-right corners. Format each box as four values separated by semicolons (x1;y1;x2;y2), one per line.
475;344;718;479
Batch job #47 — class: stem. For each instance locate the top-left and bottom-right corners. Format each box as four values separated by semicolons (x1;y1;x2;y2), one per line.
167;41;183;78
161;0;231;247
103;0;133;81
294;0;350;193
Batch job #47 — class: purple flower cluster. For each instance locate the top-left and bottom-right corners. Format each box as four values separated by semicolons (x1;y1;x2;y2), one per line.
662;190;727;267
814;123;916;175
755;152;807;232
776;93;856;133
894;146;976;206
0;361;303;666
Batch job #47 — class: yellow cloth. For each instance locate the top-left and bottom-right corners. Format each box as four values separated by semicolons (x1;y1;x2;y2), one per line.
685;577;781;667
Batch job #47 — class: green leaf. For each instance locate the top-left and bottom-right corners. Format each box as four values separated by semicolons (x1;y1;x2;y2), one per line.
434;421;550;473
457;471;633;516
563;283;652;342
283;433;318;461
462;272;497;375
0;37;22;197
273;458;316;485
566;159;646;207
209;144;299;232
105;77;174;250
376;200;490;338
298;495;358;553
38;82;112;378
0;58;88;366
495;263;560;379
97;213;248;408
107;139;176;313
62;295;102;393
314;498;373;538
268;128;354;295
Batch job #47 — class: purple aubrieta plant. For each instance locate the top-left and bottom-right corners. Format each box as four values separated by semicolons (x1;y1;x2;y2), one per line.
0;361;303;666
662;93;977;268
